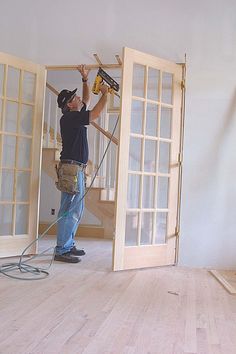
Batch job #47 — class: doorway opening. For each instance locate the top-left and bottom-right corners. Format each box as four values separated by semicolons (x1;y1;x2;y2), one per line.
39;55;122;271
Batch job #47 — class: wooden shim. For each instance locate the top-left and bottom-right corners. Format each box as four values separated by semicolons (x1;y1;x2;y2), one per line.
209;270;236;295
115;55;122;65
93;54;103;65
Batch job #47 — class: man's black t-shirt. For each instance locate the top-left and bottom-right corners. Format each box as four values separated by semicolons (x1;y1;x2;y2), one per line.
60;104;90;164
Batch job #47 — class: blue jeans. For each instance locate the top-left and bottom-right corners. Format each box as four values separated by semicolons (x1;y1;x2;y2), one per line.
56;170;85;255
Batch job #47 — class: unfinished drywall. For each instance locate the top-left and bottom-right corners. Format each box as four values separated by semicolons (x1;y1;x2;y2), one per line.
1;0;236;268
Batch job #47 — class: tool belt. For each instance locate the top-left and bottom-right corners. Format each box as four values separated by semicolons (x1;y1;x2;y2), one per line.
55;160;86;194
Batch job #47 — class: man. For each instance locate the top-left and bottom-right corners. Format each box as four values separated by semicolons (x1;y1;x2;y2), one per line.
55;65;108;263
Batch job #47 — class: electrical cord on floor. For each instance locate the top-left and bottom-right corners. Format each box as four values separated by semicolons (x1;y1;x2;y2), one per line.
0;113;120;281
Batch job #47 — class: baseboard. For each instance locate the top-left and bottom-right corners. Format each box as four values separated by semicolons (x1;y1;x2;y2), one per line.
38;222;108;238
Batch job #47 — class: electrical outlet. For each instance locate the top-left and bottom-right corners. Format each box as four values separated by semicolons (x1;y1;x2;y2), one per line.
51;208;55;215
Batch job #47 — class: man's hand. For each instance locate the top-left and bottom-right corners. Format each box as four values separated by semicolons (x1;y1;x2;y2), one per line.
99;84;109;95
77;64;90;81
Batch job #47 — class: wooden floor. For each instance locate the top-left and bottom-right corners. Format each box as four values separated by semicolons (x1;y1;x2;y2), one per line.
0;237;236;354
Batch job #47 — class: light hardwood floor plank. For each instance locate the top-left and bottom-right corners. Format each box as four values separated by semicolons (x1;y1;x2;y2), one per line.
0;237;236;354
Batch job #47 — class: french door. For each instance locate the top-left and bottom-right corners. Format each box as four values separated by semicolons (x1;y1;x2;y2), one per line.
113;47;183;270
0;52;45;257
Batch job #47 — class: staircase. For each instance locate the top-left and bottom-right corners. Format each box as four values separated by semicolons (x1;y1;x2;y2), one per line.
40;83;120;239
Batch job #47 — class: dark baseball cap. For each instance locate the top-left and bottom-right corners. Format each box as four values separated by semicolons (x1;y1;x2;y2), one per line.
57;88;77;108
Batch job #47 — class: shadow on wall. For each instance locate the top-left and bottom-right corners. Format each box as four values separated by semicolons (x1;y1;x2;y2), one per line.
211;88;236;155
191;88;236;184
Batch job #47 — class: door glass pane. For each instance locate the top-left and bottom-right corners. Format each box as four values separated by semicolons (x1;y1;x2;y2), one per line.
0;169;14;201
132;64;145;98
22;71;36;103
146;103;158;137
5;101;18;133
130;100;143;134
17;137;31;168
162;72;173;104
2;135;16;167
125;212;139;246
127;174;140;208
7;66;20;100
16;171;30;201
141;212;153;245
155;212;168;244
159;142;170;173
0;204;13;236
20;104;33;135
129;137;142;171
15;204;29;235
142;175;155;208
0;64;4;96
144;139;157;172
157;177;169;208
147;68;160;101
160;107;172;139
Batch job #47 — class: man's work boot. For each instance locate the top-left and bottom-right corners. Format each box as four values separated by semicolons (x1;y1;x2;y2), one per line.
54;252;81;263
70;246;86;256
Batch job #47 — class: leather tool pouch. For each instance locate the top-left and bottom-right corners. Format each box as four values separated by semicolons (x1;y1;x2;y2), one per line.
55;163;80;194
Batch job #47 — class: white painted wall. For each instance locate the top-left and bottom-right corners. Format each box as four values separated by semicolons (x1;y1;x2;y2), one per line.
1;0;236;268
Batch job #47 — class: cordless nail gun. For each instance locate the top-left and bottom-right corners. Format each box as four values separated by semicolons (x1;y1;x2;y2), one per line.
92;67;119;95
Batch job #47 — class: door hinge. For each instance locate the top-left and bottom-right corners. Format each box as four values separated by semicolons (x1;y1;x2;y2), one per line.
181;80;185;90
175;226;180;238
178;152;182;166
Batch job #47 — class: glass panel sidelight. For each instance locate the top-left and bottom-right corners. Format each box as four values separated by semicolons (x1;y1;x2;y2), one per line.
144;139;157;172
159;141;170;173
125;212;139;246
129;137;142;171
130;100;144;134
157;177;169;209
142;175;155;208
7;66;20;100
0;169;14;201
147;67;160;102
155;212;168;244
0;204;13;236
16;171;30;202
146;103;158;137
160;107;172;139
132;64;145;98
5;101;18;133
141;212;153;245
20;104;33;135
162;72;173;104
15;204;29;235
22;71;36;103
17;137;32;169
127;174;140;208
2;135;16;168
0;64;4;96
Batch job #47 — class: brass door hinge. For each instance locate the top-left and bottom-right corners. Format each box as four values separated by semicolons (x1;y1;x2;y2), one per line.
181;80;185;90
178;152;182;166
175;226;180;238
